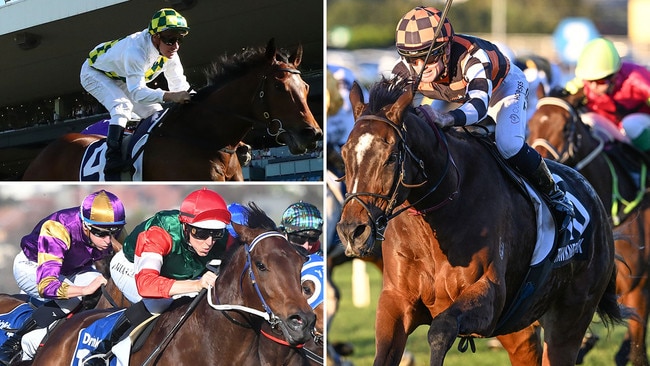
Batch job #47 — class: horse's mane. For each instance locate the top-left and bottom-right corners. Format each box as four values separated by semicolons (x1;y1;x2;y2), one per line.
193;46;293;101
244;202;279;231
367;76;412;115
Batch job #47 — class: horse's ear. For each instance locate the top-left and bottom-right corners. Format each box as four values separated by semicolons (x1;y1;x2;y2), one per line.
265;38;277;60
289;44;303;67
386;87;413;125
233;222;254;244
350;82;366;120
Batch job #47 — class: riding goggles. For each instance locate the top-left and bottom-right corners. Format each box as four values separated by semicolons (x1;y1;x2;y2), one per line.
189;225;226;241
589;74;614;85
86;224;122;238
287;232;320;244
402;43;447;65
159;34;184;46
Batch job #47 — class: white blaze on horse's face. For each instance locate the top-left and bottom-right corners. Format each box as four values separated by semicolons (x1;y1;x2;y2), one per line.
351;133;375;194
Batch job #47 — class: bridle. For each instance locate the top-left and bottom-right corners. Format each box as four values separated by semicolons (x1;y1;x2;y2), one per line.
207;230;316;353
341;112;459;241
191;63;303;145
530;97;604;171
207;231;287;326
251;66;303;145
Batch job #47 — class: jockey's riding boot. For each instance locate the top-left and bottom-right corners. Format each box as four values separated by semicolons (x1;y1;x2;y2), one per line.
0;315;38;365
529;158;575;219
84;301;152;366
528;159;575;247
104;124;125;181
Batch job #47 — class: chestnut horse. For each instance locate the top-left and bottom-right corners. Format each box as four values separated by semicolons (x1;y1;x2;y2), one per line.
336;77;626;365
528;95;650;366
22;38;322;181
29;203;316;365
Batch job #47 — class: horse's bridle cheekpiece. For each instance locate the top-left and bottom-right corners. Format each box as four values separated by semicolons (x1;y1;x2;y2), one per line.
342;112;458;242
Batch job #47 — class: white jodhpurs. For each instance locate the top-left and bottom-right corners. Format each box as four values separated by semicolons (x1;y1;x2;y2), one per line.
489;65;530;159
80;60;162;128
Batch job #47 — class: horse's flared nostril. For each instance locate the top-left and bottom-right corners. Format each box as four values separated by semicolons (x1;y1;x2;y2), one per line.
352;224;367;241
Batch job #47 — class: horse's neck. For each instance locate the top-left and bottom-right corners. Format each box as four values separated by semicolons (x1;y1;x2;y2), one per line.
156;77;260;146
407;129;472;212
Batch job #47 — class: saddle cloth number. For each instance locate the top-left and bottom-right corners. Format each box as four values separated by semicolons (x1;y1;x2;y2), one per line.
80;142;107;181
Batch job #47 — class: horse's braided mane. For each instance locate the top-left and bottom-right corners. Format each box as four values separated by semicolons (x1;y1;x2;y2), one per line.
192;46;293;101
367;76;412;115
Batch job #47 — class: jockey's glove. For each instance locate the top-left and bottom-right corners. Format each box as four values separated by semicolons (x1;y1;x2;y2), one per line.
416;105;455;128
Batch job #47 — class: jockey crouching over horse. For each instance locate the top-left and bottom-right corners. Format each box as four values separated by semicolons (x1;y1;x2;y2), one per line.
0;190;126;365
335;5;630;365
561;37;650;159
80;8;193;181
392;6;574;235
21;8;322;181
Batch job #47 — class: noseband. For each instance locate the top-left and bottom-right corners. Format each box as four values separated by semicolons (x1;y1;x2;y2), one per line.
253;66;302;145
342;113;457;240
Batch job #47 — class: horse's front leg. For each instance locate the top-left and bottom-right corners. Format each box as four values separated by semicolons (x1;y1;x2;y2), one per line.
373;289;429;366
427;278;500;366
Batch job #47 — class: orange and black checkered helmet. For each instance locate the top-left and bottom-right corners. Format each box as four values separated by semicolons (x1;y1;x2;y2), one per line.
395;6;454;57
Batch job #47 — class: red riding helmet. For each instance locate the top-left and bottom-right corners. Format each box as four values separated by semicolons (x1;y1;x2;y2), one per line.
179;188;231;229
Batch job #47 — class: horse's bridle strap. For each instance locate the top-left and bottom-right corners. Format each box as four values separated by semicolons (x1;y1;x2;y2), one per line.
260;328;304;348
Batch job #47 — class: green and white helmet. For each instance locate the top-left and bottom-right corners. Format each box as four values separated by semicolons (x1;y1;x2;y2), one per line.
575;38;621;81
148;8;189;35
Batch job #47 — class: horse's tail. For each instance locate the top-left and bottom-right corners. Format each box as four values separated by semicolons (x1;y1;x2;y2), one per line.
595;268;638;329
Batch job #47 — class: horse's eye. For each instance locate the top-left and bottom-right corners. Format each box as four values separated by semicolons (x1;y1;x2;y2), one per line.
302;284;313;296
386;153;398;165
255;262;267;271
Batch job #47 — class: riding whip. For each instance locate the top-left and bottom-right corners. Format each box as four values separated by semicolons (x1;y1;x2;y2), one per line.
141;288;207;366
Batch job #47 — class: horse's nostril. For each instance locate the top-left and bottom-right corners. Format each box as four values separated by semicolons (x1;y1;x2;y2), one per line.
353;225;366;240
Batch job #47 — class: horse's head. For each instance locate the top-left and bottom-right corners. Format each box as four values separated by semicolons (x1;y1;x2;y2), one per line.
220;203;315;346
261;38;322;154
336;77;431;257
527;97;585;166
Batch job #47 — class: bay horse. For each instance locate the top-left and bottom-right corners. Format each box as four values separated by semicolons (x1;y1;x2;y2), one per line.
29;203;316;365
528;95;650;366
335;77;626;365
22;38;322;181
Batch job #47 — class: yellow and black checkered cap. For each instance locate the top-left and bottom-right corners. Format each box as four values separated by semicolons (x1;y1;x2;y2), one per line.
148;8;189;35
395;6;454;55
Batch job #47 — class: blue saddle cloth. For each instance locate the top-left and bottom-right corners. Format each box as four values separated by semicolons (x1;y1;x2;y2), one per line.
0;303;33;344
71;309;124;366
